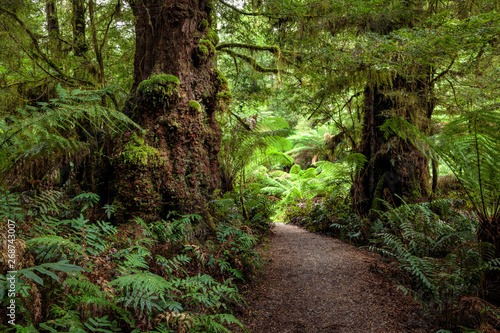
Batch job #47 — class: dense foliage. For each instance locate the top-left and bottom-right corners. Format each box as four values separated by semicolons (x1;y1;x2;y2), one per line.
0;185;272;331
1;0;500;331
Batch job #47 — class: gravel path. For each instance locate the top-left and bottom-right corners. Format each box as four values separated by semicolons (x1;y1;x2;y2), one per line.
236;223;434;332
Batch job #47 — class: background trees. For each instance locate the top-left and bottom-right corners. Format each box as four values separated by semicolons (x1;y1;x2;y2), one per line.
215;0;500;313
0;0;500;331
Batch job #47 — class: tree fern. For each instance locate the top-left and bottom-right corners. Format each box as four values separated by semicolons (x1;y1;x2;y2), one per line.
219;113;292;191
381;109;500;224
0;84;138;184
258;163;339;208
286;125;336;163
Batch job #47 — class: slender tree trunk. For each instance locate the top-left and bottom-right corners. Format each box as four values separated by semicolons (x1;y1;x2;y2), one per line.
71;0;87;57
479;218;500;304
88;0;105;86
111;0;228;223
46;0;60;52
352;74;431;215
431;158;438;198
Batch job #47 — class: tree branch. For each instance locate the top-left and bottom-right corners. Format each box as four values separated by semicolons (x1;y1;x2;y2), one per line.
217;42;280;54
0;5;93;86
218;49;280;73
431;56;455;84
218;0;279;18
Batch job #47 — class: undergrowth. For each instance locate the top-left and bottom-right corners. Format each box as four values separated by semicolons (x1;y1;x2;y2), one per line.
0;186;272;332
284;192;500;331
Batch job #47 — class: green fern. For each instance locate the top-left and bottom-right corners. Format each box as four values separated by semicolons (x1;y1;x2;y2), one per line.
64;275;133;326
156;254;190;277
71;192;100;213
371;200;499;317
108;272;178;311
84;316;121;333
0;187;24;221
27;235;85;261
287;125;336;163
194;313;245;333
16;260;85;286
26;190;67;217
381;110;500;226
0;84;139;185
219;114;292;191
38;306;87;333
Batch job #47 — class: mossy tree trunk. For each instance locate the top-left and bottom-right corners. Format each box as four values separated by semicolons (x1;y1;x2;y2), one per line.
111;0;229;222
352;74;431;216
71;0;87;57
46;0;60;54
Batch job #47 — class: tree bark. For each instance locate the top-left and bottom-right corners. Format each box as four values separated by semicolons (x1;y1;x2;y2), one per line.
352;74;431;216
111;0;228;223
88;0;105;85
479;219;500;304
71;0;87;56
46;0;59;44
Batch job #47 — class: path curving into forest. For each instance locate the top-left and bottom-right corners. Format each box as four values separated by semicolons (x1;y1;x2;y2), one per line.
236;223;435;333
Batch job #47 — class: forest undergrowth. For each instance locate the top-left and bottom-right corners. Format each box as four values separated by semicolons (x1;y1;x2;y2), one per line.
2;1;500;332
0;186;273;332
285;187;500;332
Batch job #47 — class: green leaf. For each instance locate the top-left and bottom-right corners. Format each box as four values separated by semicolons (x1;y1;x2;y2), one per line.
22;270;44;286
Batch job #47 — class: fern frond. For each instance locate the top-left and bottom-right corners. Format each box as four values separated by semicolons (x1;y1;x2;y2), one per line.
108;272;178;307
27;235;85;261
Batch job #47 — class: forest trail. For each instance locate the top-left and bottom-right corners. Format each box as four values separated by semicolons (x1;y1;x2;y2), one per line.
236;223;435;333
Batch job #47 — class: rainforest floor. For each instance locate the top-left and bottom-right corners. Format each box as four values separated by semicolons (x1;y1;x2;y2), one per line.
234;222;437;333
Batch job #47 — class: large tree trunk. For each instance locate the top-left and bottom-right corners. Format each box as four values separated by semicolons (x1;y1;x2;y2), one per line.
352;74;431;216
111;0;228;223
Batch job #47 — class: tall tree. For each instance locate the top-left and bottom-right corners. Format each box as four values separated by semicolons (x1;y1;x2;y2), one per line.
110;0;230;223
46;0;60;52
215;1;500;302
71;0;88;57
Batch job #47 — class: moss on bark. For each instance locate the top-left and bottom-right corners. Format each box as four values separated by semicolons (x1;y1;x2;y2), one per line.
111;0;225;226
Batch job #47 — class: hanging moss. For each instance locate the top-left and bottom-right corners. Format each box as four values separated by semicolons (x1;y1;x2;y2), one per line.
189;100;202;111
121;133;166;167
